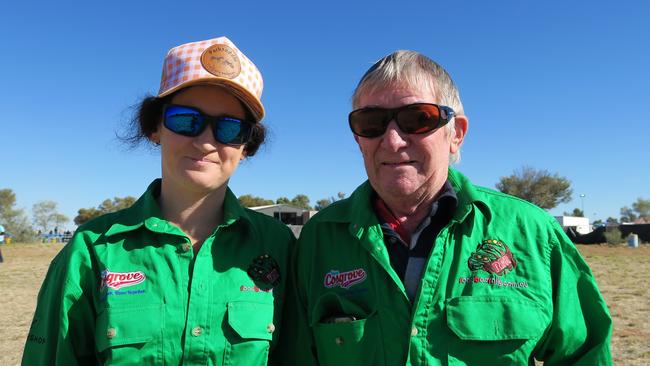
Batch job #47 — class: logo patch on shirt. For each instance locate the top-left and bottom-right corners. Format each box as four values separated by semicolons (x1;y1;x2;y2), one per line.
101;269;146;290
240;285;273;293
468;239;517;276
324;268;367;289
247;254;281;289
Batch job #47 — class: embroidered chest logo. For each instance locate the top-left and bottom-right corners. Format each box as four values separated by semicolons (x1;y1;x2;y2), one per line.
247;254;281;289
468;239;517;276
324;268;367;289
101;269;146;290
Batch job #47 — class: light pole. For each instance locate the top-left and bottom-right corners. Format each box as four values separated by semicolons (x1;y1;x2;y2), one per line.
579;194;586;215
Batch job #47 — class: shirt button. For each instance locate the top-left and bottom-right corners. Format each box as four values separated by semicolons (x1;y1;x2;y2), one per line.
267;323;275;333
411;327;418;336
335;336;344;346
191;326;203;337
182;243;192;252
107;327;117;339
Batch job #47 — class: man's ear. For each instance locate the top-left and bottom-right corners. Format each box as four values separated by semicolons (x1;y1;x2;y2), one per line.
353;134;362;150
450;115;468;154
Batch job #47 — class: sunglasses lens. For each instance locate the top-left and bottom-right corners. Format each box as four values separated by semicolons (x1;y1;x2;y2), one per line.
398;104;441;134
164;105;203;136
213;118;251;145
349;109;389;137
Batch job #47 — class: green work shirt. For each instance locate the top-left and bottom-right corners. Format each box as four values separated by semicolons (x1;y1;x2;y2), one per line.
277;169;612;365
23;180;295;366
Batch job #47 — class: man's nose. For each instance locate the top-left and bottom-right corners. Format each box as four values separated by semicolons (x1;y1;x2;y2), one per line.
380;120;408;151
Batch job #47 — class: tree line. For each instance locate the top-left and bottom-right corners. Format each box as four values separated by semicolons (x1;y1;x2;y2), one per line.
1;166;648;242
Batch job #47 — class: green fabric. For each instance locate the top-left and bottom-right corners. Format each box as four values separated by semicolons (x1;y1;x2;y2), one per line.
276;168;612;365
23;179;295;366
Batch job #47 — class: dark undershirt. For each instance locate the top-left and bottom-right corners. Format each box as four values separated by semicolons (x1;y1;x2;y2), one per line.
373;181;458;301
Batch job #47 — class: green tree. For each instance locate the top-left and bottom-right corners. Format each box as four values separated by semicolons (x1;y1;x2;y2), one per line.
238;194;274;208
632;197;650;222
564;208;584;217
606;217;619;225
315;198;332;211
620;206;638;223
74;196;136;225
276;197;290;204
33;201;68;233
496;166;572;210
290;194;312;210
0;188;36;242
592;219;604;227
74;208;102;225
620;198;650;223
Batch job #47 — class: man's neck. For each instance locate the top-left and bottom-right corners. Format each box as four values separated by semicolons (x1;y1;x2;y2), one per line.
380;190;437;234
376;173;450;234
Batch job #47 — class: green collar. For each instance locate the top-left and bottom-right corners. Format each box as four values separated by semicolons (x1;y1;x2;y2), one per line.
105;179;251;237
316;168;493;237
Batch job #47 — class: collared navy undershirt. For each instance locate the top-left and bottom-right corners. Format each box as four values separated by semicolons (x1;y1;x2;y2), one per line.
374;181;458;301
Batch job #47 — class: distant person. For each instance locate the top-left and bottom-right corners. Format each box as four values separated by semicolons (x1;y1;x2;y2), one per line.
24;37;294;365
0;223;5;263
277;50;613;364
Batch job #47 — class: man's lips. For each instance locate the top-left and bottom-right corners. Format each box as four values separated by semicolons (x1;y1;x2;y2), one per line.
381;160;416;166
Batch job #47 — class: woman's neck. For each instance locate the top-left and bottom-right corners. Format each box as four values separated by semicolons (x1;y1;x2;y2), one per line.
158;179;227;248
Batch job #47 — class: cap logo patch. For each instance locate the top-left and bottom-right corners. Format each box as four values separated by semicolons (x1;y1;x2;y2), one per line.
101;269;145;290
324;268;367;289
468;239;517;276
201;44;241;79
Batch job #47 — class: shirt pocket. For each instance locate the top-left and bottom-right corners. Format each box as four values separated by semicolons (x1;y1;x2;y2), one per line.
224;301;274;366
445;296;546;365
312;311;384;366
95;304;164;365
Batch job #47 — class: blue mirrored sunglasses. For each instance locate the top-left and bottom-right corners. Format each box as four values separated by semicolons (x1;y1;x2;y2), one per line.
163;104;253;146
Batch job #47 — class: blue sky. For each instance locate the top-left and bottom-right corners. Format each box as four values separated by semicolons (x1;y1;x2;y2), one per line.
1;0;648;230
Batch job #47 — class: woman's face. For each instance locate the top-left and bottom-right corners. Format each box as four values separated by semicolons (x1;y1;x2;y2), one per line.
152;85;247;195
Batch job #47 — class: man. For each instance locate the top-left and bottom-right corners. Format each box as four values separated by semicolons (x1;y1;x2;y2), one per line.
276;51;612;365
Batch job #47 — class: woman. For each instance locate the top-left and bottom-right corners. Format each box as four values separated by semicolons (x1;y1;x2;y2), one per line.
23;37;294;365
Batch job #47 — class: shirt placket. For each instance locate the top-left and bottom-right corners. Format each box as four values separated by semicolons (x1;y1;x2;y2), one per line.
408;223;454;366
180;235;215;365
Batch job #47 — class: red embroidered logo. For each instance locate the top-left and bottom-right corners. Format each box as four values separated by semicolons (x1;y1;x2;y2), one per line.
240;285;273;293
101;270;146;290
468;239;517;276
324;268;367;289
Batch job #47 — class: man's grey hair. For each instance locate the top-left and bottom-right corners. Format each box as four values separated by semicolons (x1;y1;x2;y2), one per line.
351;50;464;164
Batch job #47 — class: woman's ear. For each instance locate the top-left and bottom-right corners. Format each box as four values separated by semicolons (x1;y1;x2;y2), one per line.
150;128;161;145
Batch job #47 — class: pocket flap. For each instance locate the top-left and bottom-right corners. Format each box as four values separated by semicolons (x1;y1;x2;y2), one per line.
227;301;274;340
95;304;164;352
446;296;545;341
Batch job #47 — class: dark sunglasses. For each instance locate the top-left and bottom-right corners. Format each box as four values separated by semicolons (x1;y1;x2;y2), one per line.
163;104;253;146
348;103;455;138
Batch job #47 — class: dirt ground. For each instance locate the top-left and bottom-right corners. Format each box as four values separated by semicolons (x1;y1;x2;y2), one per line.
0;243;648;365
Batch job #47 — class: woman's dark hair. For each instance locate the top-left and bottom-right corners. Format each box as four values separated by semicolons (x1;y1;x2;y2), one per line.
126;92;266;157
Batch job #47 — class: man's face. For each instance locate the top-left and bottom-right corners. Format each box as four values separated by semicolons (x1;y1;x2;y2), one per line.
354;84;465;203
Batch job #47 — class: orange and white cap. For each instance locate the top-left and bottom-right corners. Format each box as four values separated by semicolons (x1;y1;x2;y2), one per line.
158;37;265;122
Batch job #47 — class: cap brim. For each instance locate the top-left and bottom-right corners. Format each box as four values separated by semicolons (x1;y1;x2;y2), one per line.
158;78;264;122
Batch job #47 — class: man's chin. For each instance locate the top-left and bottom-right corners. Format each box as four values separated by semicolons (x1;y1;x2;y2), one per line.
372;180;419;199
